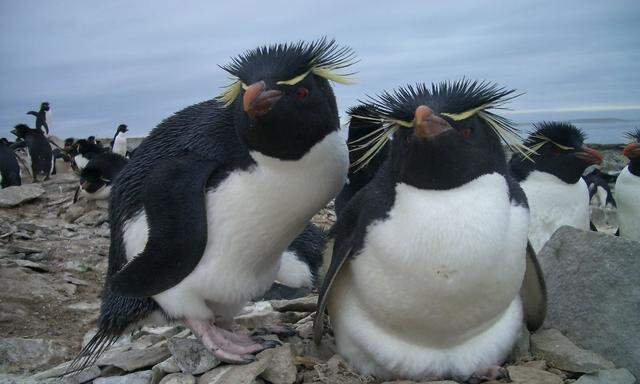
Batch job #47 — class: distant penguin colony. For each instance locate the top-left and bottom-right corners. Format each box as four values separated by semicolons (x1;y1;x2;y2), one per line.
10;124;54;181
615;129;640;240
111;124;129;157
509;122;603;252
0;138;21;188
27;101;51;135
68;38;355;372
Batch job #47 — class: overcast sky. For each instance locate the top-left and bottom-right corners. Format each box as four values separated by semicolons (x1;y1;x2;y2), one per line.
1;0;639;140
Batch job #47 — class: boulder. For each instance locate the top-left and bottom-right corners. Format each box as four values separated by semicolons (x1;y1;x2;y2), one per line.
538;226;640;377
574;368;637;384
0;185;45;208
0;338;69;373
167;338;220;375
531;329;614;373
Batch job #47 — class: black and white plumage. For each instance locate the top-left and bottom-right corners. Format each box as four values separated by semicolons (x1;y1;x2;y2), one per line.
314;80;546;382
27;102;51;135
69;39;354;373
73;139;106;170
615;128;640;240
583;169;616;210
111;124;129;157
10;124;54;181
78;152;128;201
0;138;21;188
509;122;603;252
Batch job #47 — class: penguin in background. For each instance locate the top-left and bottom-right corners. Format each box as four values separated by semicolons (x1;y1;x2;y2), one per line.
10;124;54;181
111;124;129;157
509;122;603;252
615;129;640;240
314;81;546;382
73;139;106;170
68;39;355;373
334;104;388;217
583;168;616;210
77;152;128;201
27;102;51;135
0;138;21;188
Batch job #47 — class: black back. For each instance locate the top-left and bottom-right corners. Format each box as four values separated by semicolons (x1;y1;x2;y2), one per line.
80;153;128;193
12;124;53;177
0;140;21;188
583;169;616;206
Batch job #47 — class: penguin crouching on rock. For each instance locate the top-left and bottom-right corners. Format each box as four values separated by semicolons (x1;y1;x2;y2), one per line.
0;138;21;188
78;152;128;201
10;124;54;181
67;39;355;374
73;139;105;170
314;81;547;382
111;124;129;157
509;122;603;252
615;129;640;240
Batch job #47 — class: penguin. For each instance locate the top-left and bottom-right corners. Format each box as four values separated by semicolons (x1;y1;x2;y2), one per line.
0;138;22;188
78;152;128;201
10;124;54;181
73;139;105;170
615;129;640;240
68;38;355;373
509;122;603;252
583;168;616;210
261;223;326;300
111;124;129;157
313;80;546;382
334;104;388;217
27;102;51;135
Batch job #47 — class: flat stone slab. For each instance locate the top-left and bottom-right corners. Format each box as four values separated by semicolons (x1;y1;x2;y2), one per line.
0;185;45;207
531;329;614;373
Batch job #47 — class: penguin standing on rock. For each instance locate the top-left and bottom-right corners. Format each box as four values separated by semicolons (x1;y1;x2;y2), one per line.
509;122;603;252
111;124;129;157
68;39;355;373
27;102;51;135
615;129;640;240
10;124;54;181
0;138;21;188
78;152;128;201
314;81;546;382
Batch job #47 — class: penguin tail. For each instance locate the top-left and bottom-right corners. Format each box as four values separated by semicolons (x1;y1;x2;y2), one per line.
63;326;121;376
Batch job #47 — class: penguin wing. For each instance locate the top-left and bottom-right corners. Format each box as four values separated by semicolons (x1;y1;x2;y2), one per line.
27;111;38;117
109;154;220;297
521;241;547;331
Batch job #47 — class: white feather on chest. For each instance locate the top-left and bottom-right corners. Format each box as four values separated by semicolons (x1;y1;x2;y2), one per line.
615;166;640;240
113;132;127;156
327;173;528;380
123;131;347;320
521;171;590;252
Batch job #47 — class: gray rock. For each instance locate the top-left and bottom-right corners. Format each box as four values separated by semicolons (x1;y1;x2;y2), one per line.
13;259;50;272
153;357;181;375
314;354;369;384
257;344;297;384
167;338;220;375
197;359;270;384
538;227;640;376
507;365;563;384
574;368;637;384
94;370;154;384
32;361;100;381
76;210;108;226
0;185;45;207
97;344;170;372
234;302;282;329
0;337;69;373
531;329;614;373
159;373;196;384
270;295;318;312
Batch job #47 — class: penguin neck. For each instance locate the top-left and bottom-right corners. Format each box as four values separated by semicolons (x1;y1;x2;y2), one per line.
627;157;640;177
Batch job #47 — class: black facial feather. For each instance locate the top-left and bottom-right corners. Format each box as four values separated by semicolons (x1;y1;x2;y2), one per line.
220;37;356;84
625;127;640;142
524;121;587;149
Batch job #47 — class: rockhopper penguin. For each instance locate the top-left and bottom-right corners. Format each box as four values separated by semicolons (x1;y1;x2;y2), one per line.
68;38;355;373
615;129;640;240
78;152;128;201
0;138;21;188
111;124;129;157
27;101;51;135
73;139;106;170
314;81;547;382
10;124;54;181
509;122;603;252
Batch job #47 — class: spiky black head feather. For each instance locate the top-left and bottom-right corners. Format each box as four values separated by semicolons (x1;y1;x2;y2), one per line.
12;124;32;139
524;121;586;149
221;38;355;86
625;127;640;142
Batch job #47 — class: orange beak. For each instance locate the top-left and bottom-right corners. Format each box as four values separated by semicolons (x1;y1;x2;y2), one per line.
575;145;603;165
414;105;453;139
622;143;640;159
243;81;283;118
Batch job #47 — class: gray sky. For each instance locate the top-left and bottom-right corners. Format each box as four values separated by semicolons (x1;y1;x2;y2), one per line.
1;0;639;140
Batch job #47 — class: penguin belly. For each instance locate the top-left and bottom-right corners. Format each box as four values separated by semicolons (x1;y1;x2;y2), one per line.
615;166;640;240
123;131;348;321
75;154;90;170
327;173;528;381
113;134;127;157
521;171;590;252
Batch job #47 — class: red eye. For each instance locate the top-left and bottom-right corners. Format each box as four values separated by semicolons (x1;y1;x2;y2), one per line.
461;128;472;139
296;87;309;100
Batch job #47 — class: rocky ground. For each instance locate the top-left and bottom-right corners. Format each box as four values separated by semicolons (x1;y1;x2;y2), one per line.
0;147;637;384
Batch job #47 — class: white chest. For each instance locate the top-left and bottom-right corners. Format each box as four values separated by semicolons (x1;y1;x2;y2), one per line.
113;133;127;156
615;166;640;240
521;171;590;252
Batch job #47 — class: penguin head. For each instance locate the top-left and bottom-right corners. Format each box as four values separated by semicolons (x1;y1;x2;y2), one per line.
356;81;520;190
11;124;31;139
64;137;75;149
519;122;603;184
41;102;50;111
117;124;128;134
87;136;96;144
219;38;356;160
623;128;640;160
79;153;127;193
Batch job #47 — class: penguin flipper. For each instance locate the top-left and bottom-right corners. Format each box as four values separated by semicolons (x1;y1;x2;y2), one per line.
109;155;219;298
521;241;547;331
27;111;38;117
